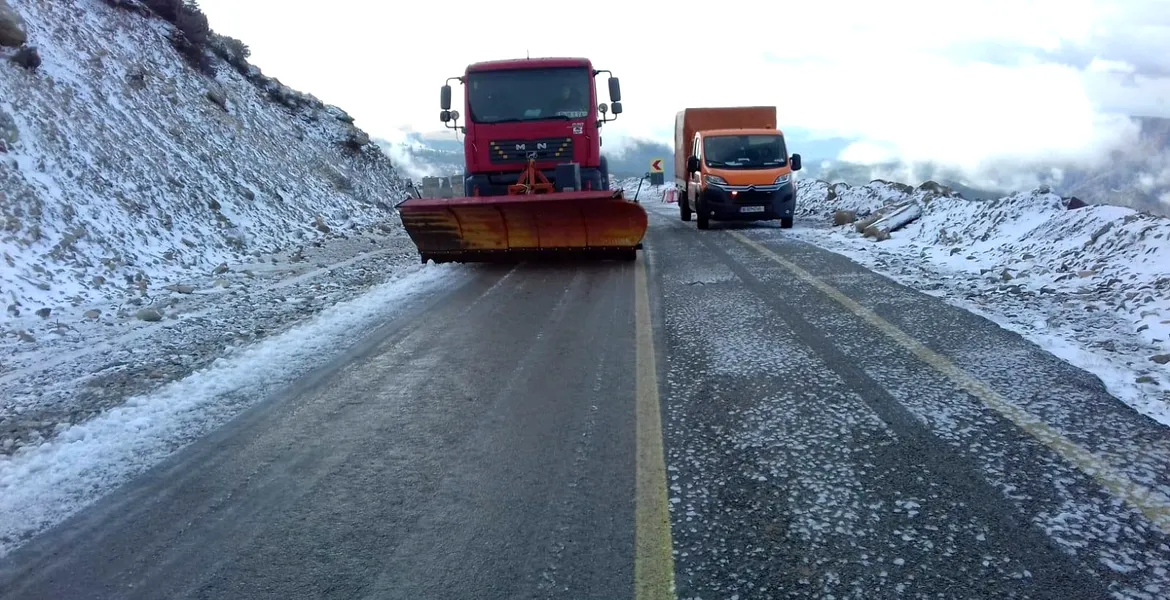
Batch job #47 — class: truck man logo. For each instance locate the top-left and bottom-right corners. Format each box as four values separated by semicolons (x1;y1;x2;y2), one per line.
515;142;548;151
526;151;538;159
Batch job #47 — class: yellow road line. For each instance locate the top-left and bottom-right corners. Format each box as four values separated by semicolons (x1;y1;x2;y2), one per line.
728;230;1170;535
633;257;676;599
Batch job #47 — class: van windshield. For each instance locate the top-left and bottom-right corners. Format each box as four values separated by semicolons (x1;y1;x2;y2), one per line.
703;134;788;169
467;67;591;124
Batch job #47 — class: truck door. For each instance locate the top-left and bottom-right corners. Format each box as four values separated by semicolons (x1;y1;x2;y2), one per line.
688;134;702;209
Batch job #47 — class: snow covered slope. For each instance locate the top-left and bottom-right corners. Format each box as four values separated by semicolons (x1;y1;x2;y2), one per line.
789;179;1170;425
0;0;408;336
0;0;459;555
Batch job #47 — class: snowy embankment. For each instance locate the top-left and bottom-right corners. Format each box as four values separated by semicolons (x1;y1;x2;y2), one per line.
0;0;426;450
0;0;466;556
788;179;1170;425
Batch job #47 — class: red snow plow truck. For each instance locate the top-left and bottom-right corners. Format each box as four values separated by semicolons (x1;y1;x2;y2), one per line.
395;57;649;263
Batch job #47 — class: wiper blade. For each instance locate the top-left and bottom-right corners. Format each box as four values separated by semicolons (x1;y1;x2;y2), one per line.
479;114;576;124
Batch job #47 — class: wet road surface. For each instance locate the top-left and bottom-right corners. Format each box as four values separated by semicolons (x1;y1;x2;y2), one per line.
1;202;1168;599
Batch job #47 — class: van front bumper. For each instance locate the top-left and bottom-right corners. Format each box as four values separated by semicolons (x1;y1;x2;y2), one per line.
698;182;796;221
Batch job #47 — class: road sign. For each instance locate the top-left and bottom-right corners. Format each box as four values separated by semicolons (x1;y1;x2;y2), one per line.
650;158;664;174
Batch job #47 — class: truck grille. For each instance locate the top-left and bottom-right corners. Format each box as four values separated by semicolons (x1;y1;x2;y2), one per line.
488;137;574;164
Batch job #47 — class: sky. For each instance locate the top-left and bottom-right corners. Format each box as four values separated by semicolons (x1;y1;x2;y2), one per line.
196;0;1170;175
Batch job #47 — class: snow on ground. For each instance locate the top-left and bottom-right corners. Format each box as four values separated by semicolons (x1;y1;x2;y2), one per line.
783;179;1170;426
0;0;473;556
0;0;437;456
1;226;429;457
617;176;668;204
0;258;466;558
635;175;1169;424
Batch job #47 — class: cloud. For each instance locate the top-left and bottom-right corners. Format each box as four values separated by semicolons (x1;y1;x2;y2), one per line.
195;0;1170;186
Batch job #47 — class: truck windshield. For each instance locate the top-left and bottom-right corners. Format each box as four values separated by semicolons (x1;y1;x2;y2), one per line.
703;134;788;169
466;67;591;124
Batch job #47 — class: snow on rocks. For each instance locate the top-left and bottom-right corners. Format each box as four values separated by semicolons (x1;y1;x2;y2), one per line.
0;0;409;335
0;1;445;466
790;179;1170;425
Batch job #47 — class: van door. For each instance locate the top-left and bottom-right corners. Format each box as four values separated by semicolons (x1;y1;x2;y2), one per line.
688;133;702;209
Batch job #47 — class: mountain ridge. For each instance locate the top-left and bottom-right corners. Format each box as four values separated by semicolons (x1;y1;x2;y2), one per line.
377;116;1170;215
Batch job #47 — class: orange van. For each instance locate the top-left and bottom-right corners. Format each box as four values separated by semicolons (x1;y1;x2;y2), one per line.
682;127;802;229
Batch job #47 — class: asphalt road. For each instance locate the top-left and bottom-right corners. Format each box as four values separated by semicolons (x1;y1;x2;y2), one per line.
1;203;1168;599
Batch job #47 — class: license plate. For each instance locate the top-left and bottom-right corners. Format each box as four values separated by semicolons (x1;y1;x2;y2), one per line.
740;206;765;213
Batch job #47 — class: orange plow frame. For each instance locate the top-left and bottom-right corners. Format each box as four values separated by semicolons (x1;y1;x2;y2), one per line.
396;160;649;264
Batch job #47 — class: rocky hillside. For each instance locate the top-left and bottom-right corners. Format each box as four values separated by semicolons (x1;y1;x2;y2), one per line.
0;0;407;330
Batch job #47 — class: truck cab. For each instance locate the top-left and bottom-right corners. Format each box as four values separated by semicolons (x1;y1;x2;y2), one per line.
683;127;802;229
439;57;623;197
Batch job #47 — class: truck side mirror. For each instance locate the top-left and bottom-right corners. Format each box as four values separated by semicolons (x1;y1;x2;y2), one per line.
611;101;622;115
440;110;450;123
441;84;452;110
608;77;621;102
687;156;700;173
791;153;802;171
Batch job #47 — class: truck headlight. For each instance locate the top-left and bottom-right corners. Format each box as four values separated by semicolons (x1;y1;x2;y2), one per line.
705;174;726;186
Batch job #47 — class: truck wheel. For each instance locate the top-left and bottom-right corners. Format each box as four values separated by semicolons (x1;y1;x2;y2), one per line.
680;193;692;221
780;216;794;229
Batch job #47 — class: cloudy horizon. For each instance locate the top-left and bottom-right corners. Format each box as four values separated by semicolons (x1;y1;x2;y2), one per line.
196;0;1168;189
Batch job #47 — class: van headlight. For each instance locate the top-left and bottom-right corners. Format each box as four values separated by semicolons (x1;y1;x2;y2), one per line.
705;174;727;186
774;173;791;185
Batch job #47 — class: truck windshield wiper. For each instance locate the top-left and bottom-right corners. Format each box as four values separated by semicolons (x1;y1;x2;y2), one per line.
480;114;577;124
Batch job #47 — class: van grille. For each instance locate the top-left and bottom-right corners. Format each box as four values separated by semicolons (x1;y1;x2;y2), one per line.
731;190;776;204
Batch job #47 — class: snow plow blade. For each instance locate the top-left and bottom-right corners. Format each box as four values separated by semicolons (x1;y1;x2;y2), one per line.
397;190;649;263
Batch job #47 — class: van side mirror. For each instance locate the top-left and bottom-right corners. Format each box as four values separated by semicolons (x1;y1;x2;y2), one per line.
440;84;452;110
791;153;802;171
608;77;621;102
687;156;700;173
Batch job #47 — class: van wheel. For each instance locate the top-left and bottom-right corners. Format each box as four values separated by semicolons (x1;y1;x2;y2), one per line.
780;216;793;229
680;195;692;221
697;201;710;230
